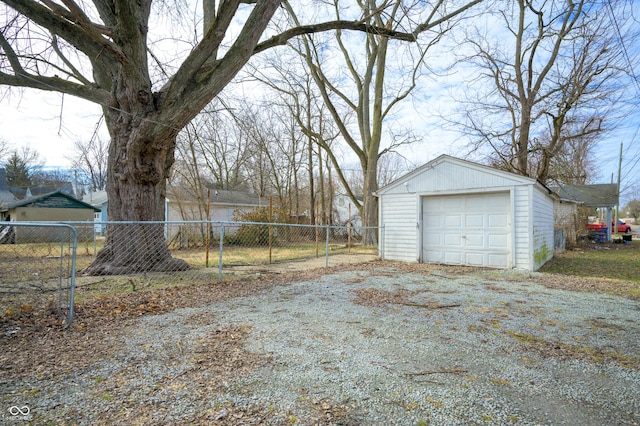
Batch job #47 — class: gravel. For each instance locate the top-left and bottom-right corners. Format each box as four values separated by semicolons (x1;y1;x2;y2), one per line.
3;263;640;425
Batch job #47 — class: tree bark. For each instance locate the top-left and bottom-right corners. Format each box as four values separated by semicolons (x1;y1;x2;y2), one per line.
82;78;189;275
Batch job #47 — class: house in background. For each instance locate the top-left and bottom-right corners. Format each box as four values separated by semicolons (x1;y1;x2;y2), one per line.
164;186;266;244
165;186;265;222
82;190;108;234
81;186;265;241
552;183;619;242
376;155;558;272
0;168;17;206
0;190;99;242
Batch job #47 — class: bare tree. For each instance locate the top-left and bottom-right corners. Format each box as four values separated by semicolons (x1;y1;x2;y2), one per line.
248;55;342;225
457;0;634;184
0;138;10;162
284;0;483;244
69;133;109;192
0;0;449;274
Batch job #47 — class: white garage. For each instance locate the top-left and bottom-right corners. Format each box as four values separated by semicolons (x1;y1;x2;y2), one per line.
376;155;556;271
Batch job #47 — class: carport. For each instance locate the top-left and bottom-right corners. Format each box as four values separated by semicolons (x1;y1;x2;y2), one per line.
553;184;619;242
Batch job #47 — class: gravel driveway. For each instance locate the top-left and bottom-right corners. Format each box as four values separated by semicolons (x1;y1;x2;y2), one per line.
2;262;639;425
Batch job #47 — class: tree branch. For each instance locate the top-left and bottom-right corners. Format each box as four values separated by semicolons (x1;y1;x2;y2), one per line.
254;21;416;55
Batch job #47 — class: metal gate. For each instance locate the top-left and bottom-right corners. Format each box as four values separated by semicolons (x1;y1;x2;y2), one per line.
0;222;78;329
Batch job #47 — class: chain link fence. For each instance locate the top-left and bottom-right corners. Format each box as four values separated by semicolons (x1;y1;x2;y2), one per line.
1;223;78;331
2;220;379;329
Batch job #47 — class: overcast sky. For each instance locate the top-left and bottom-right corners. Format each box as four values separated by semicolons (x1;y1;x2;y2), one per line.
1;1;639;204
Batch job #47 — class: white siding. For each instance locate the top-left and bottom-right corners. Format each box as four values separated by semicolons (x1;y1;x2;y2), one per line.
379;193;419;262
512;185;532;270
531;186;555;270
380;158;530;196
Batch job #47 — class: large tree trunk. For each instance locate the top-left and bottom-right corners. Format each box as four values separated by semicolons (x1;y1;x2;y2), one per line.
83;85;189;275
361;152;379;245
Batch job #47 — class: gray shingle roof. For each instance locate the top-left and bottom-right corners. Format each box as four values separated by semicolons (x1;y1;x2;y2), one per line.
1;190;100;212
166;187;264;206
552;184;618;208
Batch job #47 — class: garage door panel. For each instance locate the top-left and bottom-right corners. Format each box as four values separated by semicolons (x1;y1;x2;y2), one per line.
487;253;509;268
445;215;463;227
488;214;508;227
488;234;509;248
424;249;443;263
465;214;484;227
444;197;465;210
444;251;463;264
466;197;485;210
465;233;484;248
422;192;511;268
424;215;442;228
465;252;484;266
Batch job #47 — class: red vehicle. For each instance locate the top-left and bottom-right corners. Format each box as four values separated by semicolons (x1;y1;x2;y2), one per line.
586;220;632;234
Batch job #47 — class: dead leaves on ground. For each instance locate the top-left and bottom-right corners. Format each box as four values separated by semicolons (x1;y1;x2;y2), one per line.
505;329;640;370
352;287;460;310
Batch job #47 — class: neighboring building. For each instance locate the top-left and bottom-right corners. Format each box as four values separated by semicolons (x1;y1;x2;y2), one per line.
552;197;578;249
165;186;266;241
81;187;265;241
165;187;265;222
0;168;17;205
553;184;619;242
82;190;108;234
375;155;557;271
0;190;99;242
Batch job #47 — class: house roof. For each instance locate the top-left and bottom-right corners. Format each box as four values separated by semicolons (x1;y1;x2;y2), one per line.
1;190;100;212
82;190;108;207
375;154;547;196
0;168;18;203
551;184;618;208
0;190;17;203
166;187;265;207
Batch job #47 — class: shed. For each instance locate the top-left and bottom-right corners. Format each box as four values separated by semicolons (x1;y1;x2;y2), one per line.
376;155;557;271
0;190;99;242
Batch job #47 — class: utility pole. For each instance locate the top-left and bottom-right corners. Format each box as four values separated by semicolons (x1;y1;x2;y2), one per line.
615;142;623;235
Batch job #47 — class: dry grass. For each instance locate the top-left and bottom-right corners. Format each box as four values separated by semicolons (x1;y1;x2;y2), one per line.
538;239;640;299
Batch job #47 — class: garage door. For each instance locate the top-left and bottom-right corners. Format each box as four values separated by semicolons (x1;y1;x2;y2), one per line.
422;192;511;268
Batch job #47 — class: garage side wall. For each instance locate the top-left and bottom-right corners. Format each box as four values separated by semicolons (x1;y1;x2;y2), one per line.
512;185;533;270
531;187;555;270
379;192;419;262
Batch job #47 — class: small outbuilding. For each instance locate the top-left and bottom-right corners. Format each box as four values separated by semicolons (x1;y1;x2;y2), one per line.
0;190;99;242
376;155;557;271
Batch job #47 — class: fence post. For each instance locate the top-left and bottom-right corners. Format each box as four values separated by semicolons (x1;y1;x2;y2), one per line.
218;224;225;281
325;225;330;267
66;225;78;329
